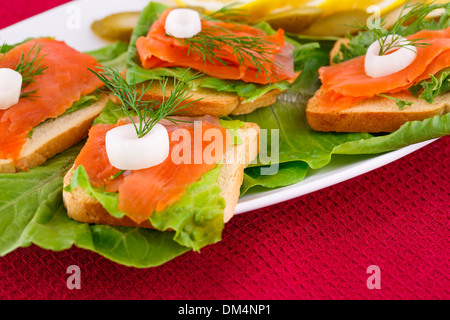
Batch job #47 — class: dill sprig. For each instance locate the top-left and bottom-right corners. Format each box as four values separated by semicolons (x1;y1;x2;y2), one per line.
173;5;281;83
90;66;202;138
183;26;281;82
0;42;10;55
14;43;48;100
203;2;249;22
369;1;449;55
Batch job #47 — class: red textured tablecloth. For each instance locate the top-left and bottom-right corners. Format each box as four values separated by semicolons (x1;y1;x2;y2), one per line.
0;0;449;300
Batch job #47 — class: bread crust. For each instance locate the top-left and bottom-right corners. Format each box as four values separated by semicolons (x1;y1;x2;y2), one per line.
231;90;281;115
63;122;260;227
111;80;283;117
0;95;108;173
306;88;450;133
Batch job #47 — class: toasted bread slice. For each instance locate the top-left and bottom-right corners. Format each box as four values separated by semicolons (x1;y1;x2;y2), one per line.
306;87;450;133
111;80;282;117
308;37;450;133
0;94;108;173
62;122;260;227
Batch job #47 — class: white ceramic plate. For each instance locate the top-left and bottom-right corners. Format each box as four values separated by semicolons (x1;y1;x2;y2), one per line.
0;0;437;215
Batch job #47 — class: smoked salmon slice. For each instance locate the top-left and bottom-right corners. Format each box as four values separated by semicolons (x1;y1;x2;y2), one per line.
74;116;230;223
135;9;297;84
0;38;103;163
316;28;450;111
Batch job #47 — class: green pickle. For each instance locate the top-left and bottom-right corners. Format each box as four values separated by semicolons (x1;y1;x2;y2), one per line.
91;12;141;42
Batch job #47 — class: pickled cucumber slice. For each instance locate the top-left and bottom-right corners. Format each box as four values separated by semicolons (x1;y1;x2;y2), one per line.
257;7;323;33
301;10;370;37
91;12;141;43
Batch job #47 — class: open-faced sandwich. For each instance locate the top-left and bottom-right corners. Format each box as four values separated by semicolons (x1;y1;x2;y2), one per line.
306;1;450;133
124;2;308;117
0;38;107;173
62;67;260;251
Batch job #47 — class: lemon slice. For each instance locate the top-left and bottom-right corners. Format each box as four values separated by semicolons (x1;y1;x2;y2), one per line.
238;0;312;19
311;0;406;15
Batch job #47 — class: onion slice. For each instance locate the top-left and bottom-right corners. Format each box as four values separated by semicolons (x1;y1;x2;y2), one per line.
105;123;170;171
0;68;23;110
165;8;202;39
364;35;417;78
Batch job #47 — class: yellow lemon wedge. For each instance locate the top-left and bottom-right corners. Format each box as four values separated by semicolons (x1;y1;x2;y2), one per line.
238;0;312;19
312;0;406;16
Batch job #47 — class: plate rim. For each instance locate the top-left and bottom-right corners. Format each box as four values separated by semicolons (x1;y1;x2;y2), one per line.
235;139;436;214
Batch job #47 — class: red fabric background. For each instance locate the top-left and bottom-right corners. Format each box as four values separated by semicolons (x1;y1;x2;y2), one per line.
0;0;449;300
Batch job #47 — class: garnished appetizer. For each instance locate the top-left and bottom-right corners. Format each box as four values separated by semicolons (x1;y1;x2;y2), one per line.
306;2;450;133
62;67;260;252
0;38;107;173
125;2;305;117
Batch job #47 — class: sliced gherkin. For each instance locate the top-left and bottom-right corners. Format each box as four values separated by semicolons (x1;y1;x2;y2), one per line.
91;12;141;43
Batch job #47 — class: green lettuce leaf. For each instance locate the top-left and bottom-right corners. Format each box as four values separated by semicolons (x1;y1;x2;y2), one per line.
0;42;17;54
0;146;192;268
241;161;309;195
197;77;291;103
63;165;124;218
27;93;101;139
333;113;450;154
86;41;129;71
93;99;127;125
0;37;46;54
61;93;100;115
0;146;83;256
220;118;244;145
149;165;225;252
409;69;450;104
332;30;382;64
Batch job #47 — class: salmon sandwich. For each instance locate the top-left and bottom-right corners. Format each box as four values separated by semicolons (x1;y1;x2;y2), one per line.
63;67;260;252
0;38;107;173
306;2;450;133
124;2;308;117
